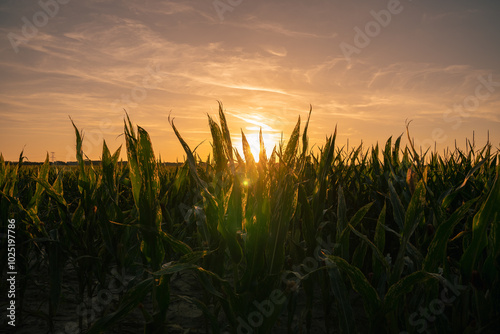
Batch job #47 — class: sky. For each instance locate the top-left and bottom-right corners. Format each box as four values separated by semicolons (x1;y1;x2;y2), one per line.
0;0;499;163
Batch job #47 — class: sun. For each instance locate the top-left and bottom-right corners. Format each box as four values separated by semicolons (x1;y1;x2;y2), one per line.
246;134;261;162
240;131;278;163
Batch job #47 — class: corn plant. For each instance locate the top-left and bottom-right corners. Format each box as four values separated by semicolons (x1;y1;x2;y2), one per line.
88;115;198;333
167;102;310;333
1;103;499;333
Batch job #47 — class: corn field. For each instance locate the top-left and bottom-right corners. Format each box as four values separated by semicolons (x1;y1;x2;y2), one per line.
1;103;499;333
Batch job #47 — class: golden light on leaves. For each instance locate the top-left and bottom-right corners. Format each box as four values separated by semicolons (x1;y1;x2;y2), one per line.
229;111;281;163
237;131;279;163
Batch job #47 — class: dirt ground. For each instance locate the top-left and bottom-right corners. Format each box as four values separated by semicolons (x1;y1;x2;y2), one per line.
2;262;365;334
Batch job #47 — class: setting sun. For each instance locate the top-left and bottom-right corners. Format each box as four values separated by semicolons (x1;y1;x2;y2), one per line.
2;1;499;332
237;130;280;162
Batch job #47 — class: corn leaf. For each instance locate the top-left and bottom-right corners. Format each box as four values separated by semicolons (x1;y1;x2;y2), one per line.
327;262;356;334
423;198;476;272
461;166;500;279
326;255;381;319
384;271;441;313
87;278;154;334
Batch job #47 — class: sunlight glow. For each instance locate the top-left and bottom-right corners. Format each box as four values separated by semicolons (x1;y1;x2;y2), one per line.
237;131;279;163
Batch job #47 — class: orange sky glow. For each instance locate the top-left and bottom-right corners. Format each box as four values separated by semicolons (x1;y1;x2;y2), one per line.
1;0;499;163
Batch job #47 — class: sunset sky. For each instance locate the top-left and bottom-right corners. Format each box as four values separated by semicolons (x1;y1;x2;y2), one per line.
1;0;499;163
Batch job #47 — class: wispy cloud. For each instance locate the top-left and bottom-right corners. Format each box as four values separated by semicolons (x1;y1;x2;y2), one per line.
1;0;499;161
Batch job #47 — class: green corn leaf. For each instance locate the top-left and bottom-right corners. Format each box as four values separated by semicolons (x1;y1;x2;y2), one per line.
483;219;500;284
384;136;392;167
208;114;227;174
349;223;390;274
32;177;67;208
338;202;374;261
241;130;255;164
327;262;356;334
159;231;192;255
259;127;268;165
461;166;500;279
336;186;348;259
390;180;426;284
301;105;312;160
455;158;487;191
217;101;236;174
87;278;154;334
348;202;374;230
169;115;213;199
384;271;442;313
241;184;270;290
393;135;402;164
179;250;211;264
284;116;301;165
153;275;170;328
124;117;165;270
28;153;50;210
402;180;426;238
423;198;476;272
351;240;368;271
101;140;122;191
326;255;381;319
219;182;243;264
0;189;46;235
298;184;316;255
124;113;141;206
388;181;405;231
70;117;85;174
102;139;112;166
218;219;243;264
195;268;231;299
371;144;381;177
268;174;298;275
137;126;158;200
312;132;336;232
373;204;387;277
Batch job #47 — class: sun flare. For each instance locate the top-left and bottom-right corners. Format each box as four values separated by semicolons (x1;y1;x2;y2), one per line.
238;131;279;163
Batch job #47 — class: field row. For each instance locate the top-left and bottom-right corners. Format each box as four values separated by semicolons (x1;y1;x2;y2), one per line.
1;105;499;333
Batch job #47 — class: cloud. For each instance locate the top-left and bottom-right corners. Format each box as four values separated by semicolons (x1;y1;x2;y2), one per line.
422;8;480;24
1;0;499;161
240;19;336;39
262;45;287;57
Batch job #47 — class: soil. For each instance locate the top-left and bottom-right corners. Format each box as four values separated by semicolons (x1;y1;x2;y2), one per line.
1;261;366;334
